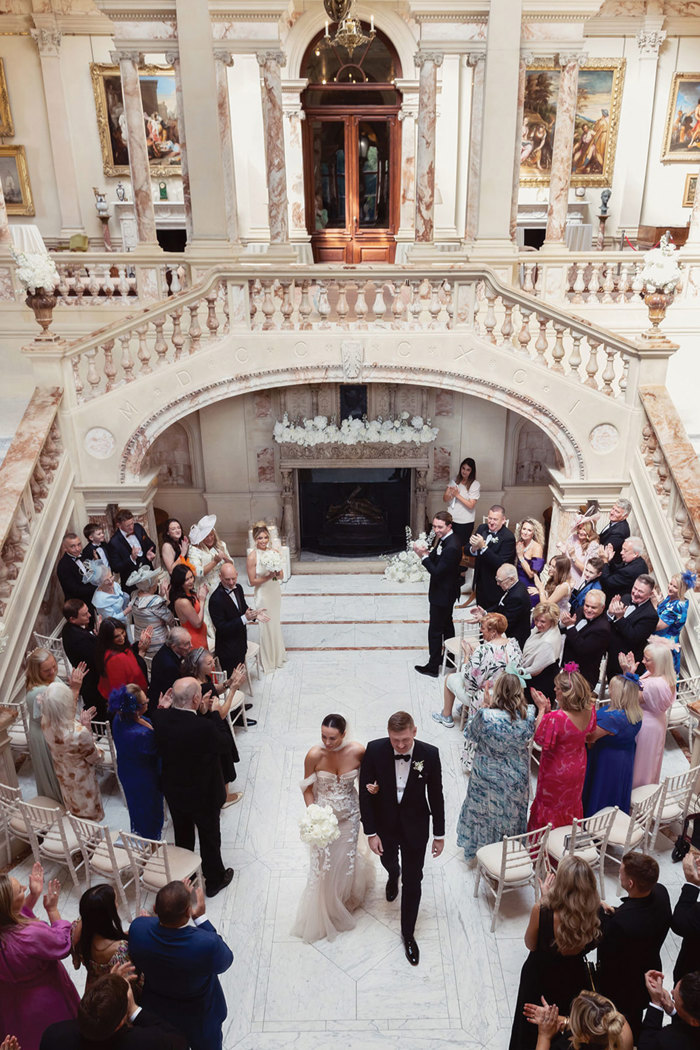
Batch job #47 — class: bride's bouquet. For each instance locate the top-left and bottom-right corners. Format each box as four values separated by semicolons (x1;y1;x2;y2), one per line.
258;549;283;577
299;803;340;849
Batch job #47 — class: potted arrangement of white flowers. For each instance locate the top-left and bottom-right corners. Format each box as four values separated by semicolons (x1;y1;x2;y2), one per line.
273;412;438;448
11;247;60;341
638;233;683;344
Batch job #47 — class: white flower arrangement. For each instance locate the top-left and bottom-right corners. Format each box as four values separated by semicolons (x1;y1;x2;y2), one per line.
11;248;59;295
299;803;340;849
639;234;683;295
258;549;283;576
273;413;438;448
383;526;434;584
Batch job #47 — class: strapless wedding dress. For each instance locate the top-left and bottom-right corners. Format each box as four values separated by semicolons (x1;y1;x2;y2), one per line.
291;769;375;943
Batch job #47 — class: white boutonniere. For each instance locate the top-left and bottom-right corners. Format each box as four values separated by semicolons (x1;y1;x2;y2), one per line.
412;760;424;778
436;543;443;555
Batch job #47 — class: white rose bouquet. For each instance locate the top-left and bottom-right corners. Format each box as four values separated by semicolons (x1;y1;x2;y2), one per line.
258;548;283;578
299;803;340;849
11;248;59;294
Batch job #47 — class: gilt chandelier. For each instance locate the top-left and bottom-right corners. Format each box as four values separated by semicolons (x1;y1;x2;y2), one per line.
322;0;376;59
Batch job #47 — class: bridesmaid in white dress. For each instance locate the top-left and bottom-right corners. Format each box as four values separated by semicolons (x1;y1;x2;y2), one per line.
246;524;286;672
292;714;375;943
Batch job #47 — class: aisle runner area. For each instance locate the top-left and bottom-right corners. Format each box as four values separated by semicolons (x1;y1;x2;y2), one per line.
9;574;692;1049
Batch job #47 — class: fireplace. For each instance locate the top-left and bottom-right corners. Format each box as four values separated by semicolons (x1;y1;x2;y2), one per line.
298;467;411;556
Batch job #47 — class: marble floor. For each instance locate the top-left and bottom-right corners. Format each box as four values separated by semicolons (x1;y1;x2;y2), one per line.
8;573;694;1049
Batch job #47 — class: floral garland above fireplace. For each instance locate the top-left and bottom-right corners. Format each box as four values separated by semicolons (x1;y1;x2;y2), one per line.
273;413;438;448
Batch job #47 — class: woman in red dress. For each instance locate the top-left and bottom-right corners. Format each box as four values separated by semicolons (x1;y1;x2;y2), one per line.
527;666;596;831
95;618;150;706
169;564;209;649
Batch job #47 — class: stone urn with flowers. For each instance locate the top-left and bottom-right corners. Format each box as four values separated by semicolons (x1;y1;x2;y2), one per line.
11;248;60;341
638;233;682;345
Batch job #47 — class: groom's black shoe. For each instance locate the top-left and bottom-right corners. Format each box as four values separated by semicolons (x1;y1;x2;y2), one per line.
403;936;420;966
385;876;399;902
415;664;439;678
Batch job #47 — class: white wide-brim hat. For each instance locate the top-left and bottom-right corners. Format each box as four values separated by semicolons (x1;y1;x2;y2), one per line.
126;566;162;590
189;514;217;545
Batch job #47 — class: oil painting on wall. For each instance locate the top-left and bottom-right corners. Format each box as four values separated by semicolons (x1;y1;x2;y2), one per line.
0;146;33;215
662;74;700;161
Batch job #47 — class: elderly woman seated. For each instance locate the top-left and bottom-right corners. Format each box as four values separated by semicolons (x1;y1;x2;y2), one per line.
128;566;175;657
88;562;130;625
432;612;523;728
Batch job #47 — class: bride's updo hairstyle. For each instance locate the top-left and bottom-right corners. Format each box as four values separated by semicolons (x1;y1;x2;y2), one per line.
322;713;347;735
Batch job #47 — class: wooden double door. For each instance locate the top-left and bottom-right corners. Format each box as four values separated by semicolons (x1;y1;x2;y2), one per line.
304;108;401;264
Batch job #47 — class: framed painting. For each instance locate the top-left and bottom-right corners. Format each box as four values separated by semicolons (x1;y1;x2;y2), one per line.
0;146;33;215
662;74;700;161
91;63;181;178
683;172;697;207
520;59;626;187
0;59;13;137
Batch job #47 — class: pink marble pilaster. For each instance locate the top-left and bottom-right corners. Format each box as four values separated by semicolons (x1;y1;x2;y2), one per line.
688;164;700;244
0;174;9;245
112;49;158;246
414;52;442;243
545;51;587;246
464;51;485;242
257;51;289;244
164;51;192;244
510;53;531;242
214;50;240;244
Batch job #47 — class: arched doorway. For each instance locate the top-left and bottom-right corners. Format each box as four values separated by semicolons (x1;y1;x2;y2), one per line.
301;25;402;263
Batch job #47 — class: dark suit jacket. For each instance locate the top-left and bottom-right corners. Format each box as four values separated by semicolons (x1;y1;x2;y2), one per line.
359;738;445;850
128;916;233;1050
562;611;611;689
671;883;700;982
40;1008;188;1050
600;554;649;599
209;582;249;675
148;644;182;710
421;531;462;607
569;578;603;614
154;707;227;815
489;580;531;650
607;597;659;678
61;621;103;713
598;518;631;567
57;552;96;604
638;1005;700;1050
106;524;156;589
82;541;109;563
472;524;516;609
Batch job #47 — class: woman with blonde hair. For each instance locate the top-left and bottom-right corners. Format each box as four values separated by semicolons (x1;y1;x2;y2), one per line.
516;519;546;607
583;674;643;816
246;522;286;672
619;642;676;789
528;667;596;831
521;603;564;700
562;520;601;589
41;680;104;821
525;990;632;1050
652;570;694;675
510;856;602;1050
24;648;85;804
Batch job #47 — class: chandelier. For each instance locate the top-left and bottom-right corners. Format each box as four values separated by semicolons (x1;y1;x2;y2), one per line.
322;0;376;59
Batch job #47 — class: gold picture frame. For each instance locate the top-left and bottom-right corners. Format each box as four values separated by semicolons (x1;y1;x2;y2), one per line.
683;172;697;208
662;73;700;161
0;59;14;137
91;63;181;178
0;145;33;216
520;58;626;187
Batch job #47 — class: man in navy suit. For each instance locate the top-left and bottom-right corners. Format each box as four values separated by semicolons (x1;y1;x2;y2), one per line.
359;710;445;967
106;508;156;591
129;880;233;1050
413;511;463;678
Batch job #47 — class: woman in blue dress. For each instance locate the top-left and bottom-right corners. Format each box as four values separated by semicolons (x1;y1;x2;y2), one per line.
108;683;164;839
653;571;693;675
457;671;536;861
582;673;642;816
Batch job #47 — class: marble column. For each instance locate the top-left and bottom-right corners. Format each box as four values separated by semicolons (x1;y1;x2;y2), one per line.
510;52;532;243
257;51;290;245
396;79;419;247
619;27;666;233
213;51;241;245
164;51;193;243
414;52;443;243
0;176;9;247
464;52;485;242
111;49;158;247
544;51;587;247
31;25;85;237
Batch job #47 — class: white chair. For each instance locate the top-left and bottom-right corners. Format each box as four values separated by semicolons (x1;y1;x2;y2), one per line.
226;688;249;731
441;620;481;679
474;824;552;932
5;700;31;760
591;789;661;864
547;809;617;897
630;765;700;850
244;641;263;696
0;782;65;864
67;814;136;918
91;720;127;808
17;800;85;888
33;629;72;680
120;830;202;910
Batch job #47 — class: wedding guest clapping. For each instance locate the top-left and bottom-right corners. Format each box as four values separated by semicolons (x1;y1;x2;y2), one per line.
582;673;642;816
70;884;139;989
169;565;208;650
624;644;676;789
534;556;571;616
88;563;131;625
443;456;480;552
95;618;149;707
651;571;694;676
641;969;700;1050
524;990;632;1050
246;524;286;673
109;684;164;838
41;681;104;821
521;602;563;699
24;647;71;804
160;517;193;575
560;519;600;588
516;518;545;607
128;566;175;657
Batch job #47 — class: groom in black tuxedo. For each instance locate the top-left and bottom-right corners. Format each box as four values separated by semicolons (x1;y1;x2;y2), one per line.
413;510;462;678
359;711;445;967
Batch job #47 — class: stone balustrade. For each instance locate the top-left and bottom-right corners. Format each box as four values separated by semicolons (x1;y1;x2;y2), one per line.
518;250;698;306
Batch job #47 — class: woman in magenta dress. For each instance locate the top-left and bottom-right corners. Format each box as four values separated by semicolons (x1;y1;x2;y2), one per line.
621;644;676;789
0;864;79;1050
528;666;596;831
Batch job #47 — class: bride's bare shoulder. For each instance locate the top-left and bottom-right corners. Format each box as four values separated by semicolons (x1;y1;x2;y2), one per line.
305;744;324;761
348;740;366;758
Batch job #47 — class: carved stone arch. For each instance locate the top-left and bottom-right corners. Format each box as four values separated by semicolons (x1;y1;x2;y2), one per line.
143;416;205;489
119;368;586;483
504;413;564;488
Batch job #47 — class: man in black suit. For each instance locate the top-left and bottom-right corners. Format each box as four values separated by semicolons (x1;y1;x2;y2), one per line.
40;972;187;1049
147;626;192;711
359;710;445;967
82;522;110;566
485;564;531;650
56;532;96;605
601;536;649;600
671;852;700;983
560;589;611;690
598;498;632;568
607;573;658;680
61;598;106;719
597;852;671;1041
106;508;156;591
154;677;233;897
209;562;267;676
470;505;517;610
413;511;462;678
640;970;700;1050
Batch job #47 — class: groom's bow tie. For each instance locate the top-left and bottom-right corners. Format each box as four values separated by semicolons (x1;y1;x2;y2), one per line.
394;753;410;762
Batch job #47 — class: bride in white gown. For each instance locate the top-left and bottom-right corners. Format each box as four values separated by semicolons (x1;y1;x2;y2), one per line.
291;714;375;943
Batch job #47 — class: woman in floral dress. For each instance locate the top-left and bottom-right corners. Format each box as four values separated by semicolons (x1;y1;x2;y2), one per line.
40;681;104;821
652;571;693;675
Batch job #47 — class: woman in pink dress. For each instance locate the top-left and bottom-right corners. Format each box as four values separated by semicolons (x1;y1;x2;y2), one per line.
528;666;597;831
0;864;79;1050
623;643;676;789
